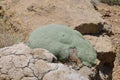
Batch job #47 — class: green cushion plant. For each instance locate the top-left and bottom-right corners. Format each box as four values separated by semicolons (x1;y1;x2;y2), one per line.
27;24;97;67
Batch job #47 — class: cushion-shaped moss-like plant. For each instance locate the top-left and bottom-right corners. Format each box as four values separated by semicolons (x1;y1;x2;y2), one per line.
27;24;97;67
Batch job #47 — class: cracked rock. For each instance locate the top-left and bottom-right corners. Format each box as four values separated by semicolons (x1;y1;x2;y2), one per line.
43;63;89;80
0;43;91;80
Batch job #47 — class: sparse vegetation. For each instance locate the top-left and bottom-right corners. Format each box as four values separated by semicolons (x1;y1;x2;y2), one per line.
0;3;29;48
0;2;22;48
100;0;120;5
0;19;23;48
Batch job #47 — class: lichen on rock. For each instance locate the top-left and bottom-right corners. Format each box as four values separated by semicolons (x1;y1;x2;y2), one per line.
27;24;97;67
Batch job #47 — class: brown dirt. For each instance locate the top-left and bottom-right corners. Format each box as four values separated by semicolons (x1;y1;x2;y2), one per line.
0;0;105;48
96;3;120;80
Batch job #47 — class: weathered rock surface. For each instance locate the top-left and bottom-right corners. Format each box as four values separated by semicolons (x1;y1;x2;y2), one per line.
84;35;114;53
0;0;104;34
43;64;89;80
95;3;120;80
84;35;115;66
84;35;116;80
112;53;120;80
0;43;92;80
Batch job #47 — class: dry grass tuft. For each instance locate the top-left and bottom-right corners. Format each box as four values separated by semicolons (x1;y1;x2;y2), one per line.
0;19;23;48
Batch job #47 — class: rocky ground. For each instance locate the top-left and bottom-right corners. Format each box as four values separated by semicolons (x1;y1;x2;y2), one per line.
96;3;120;80
0;0;120;80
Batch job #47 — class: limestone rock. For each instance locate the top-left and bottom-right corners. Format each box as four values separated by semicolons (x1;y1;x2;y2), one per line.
84;35;114;53
84;35;115;64
0;43;92;80
84;35;116;80
43;64;89;80
78;66;94;79
112;53;120;80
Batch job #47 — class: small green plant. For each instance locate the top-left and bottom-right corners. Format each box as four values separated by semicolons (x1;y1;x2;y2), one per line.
100;0;120;5
27;24;97;67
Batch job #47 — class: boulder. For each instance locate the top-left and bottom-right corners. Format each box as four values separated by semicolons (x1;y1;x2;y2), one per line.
0;43;92;80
